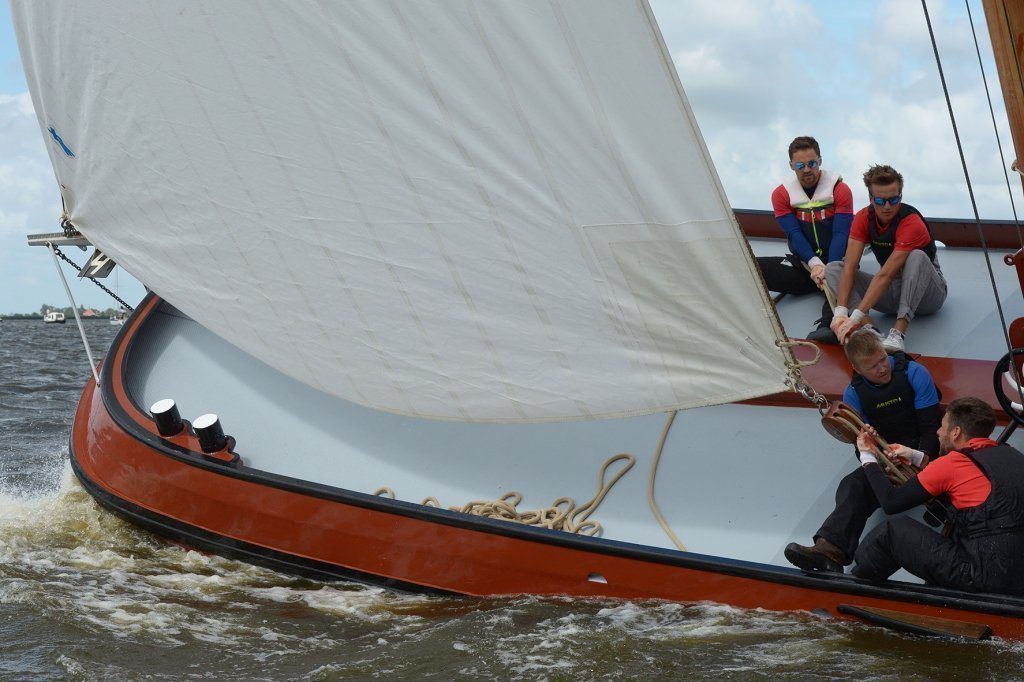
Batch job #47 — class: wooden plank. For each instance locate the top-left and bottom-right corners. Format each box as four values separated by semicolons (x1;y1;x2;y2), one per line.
838;603;992;640
740;342;1012;425
734;209;1024;250
26;231;91;248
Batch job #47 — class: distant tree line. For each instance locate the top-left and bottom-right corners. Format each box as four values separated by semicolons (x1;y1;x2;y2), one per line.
2;304;122;319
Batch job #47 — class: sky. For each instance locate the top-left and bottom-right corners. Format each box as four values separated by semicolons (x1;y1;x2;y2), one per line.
0;0;1017;314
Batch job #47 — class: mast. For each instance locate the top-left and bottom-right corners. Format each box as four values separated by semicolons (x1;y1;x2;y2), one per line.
983;0;1024;192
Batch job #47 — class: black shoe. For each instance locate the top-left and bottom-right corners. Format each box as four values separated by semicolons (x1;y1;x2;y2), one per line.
785;541;844;573
806;327;839;344
806;316;838;345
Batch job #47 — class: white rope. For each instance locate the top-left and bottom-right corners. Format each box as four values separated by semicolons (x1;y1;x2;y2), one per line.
48;242;99;383
373;453;635;537
371;409;693;553
646;410;686;551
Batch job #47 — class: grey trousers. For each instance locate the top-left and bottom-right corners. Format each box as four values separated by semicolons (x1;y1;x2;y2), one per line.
825;250;947;322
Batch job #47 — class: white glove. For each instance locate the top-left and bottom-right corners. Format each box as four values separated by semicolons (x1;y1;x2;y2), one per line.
889;444;925;468
859;450;878;466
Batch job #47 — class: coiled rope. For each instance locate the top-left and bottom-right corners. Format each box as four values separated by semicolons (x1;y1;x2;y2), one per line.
374;452;635;537
371;409;693;551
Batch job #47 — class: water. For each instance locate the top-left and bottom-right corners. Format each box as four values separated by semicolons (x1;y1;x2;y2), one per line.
3;319;1024;680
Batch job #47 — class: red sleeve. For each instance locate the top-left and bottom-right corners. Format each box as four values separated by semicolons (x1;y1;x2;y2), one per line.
917;451;993;508
849;207;870;243
833;181;854;214
894;214;930;251
916;453;958;496
772;184;792;218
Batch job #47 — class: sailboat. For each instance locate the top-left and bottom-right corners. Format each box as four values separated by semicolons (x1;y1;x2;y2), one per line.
12;0;1024;640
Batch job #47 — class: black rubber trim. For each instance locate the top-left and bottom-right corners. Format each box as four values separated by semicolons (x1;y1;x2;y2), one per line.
83;293;1024;620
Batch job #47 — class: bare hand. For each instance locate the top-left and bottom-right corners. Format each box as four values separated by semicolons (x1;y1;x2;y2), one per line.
888;443;925;468
856;425;878;453
835;316;860;344
810;264;826;286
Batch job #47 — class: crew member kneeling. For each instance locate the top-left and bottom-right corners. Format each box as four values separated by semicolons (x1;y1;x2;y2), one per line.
853;397;1024;595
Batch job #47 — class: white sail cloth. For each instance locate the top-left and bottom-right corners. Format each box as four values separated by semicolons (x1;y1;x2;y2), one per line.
12;0;790;422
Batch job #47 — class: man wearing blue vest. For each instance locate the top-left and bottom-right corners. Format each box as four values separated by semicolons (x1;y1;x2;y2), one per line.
756;136;854;343
784;328;942;572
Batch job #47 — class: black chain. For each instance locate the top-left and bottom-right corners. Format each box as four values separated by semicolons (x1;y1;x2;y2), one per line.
60;215;79;239
50;245;135;312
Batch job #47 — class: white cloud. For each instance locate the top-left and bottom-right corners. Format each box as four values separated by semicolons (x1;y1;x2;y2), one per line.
0;91;145;314
650;0;1020;222
0;91;56;237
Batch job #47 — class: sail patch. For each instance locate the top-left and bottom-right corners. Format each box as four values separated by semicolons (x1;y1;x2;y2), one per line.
47;126;75;158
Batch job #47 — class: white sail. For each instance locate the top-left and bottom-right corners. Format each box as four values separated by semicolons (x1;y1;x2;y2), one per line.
12;0;790;422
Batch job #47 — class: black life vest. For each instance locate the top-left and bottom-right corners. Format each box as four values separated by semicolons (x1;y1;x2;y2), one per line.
952;444;1024;594
851;351;921;448
866;203;937;267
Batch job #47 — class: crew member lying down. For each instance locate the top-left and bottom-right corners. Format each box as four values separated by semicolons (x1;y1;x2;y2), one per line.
852;397;1024;596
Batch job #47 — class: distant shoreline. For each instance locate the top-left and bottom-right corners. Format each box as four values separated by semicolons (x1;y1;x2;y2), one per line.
1;316;120;320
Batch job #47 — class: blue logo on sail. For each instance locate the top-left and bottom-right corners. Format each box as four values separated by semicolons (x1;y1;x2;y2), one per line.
47;127;75;158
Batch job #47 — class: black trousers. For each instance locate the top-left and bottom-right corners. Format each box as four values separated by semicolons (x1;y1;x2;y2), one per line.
852;516;976;589
815;466;880;564
756;255;832;324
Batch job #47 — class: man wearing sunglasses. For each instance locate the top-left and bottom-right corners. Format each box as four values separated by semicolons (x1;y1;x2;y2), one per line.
757;136;853;343
827;165;946;352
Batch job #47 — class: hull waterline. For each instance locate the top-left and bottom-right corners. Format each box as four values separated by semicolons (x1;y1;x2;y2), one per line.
69;294;1024;640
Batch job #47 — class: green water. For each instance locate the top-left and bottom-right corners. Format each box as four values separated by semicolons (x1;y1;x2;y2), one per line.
2;319;1024;680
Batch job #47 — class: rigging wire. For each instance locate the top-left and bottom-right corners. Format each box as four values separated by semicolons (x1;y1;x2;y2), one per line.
51;246;136;312
965;0;1024;250
920;0;1022;405
47;242;99;384
962;0;1024;410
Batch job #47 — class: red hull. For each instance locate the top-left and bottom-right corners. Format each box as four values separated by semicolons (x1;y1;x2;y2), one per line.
67;294;1024;640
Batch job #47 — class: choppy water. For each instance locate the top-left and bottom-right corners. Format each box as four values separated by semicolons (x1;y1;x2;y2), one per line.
3;318;1024;680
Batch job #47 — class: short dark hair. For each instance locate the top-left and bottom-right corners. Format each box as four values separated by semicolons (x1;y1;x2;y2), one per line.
788;136;820;160
945;397;997;439
863;164;904;192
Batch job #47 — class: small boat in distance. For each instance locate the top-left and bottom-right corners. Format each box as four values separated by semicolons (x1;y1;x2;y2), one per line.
109;308;127;326
43;310;65;324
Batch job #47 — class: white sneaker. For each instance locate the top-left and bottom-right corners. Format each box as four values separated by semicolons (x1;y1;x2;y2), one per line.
882;327;905;353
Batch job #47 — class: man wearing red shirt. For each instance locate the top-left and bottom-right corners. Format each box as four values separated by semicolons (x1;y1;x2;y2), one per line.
826;165;946;352
852;397;1024;595
756;136;853;342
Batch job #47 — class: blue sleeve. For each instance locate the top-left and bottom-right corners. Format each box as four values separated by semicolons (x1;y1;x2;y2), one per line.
777;213;816;264
907;362;940;409
843;384;863;421
827;212;852;263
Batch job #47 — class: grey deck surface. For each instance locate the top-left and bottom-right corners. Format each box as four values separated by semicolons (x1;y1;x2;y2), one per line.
116;235;1024;578
120;293;1024;577
750;238;1024;361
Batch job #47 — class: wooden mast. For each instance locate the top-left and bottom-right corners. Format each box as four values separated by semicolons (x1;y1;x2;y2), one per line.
983;1;1024;304
983;0;1024;193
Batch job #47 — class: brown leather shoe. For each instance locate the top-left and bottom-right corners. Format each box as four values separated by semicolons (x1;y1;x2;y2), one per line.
784;537;845;573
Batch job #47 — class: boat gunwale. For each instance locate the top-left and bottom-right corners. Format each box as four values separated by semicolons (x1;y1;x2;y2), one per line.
80;291;1024;620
